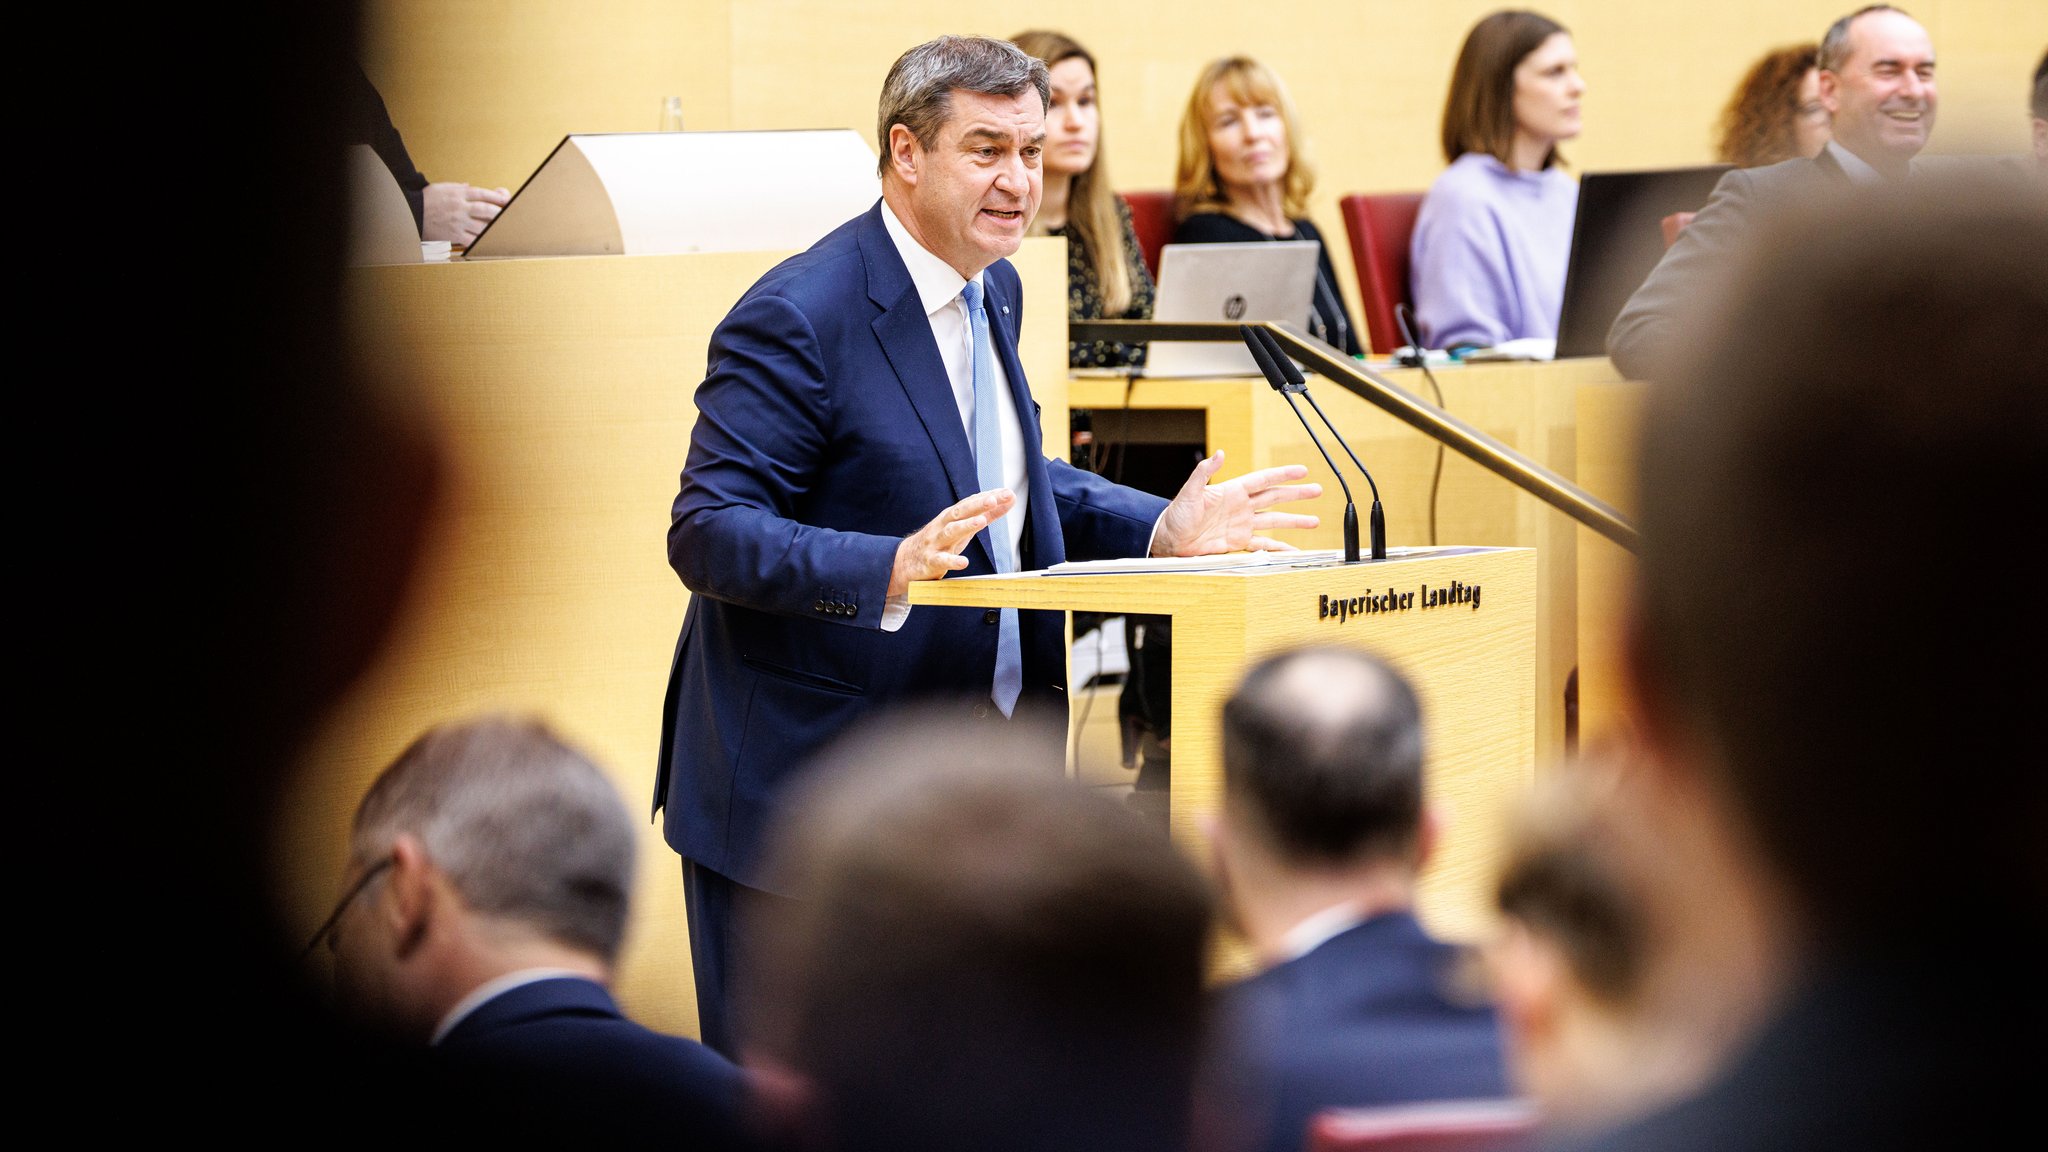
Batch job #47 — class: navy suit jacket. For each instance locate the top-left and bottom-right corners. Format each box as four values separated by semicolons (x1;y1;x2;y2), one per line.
1204;911;1512;1152
435;976;747;1144
656;202;1169;891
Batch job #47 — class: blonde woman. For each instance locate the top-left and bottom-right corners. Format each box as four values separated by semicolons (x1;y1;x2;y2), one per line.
1172;56;1361;357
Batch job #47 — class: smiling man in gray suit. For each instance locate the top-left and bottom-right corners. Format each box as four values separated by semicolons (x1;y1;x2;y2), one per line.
1607;6;1936;380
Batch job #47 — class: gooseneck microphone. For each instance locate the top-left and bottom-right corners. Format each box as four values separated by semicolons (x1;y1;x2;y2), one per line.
1240;324;1360;564
1249;325;1388;561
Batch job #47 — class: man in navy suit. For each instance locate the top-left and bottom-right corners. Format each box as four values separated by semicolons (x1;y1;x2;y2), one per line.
655;34;1320;1057
320;716;747;1143
1201;646;1511;1152
1608;6;1939;379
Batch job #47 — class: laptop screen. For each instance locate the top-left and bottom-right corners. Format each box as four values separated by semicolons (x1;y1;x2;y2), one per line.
1143;240;1320;377
1553;165;1732;359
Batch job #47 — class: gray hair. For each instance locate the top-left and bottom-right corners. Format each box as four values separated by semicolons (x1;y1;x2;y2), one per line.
350;715;637;965
1818;5;1907;73
875;35;1050;176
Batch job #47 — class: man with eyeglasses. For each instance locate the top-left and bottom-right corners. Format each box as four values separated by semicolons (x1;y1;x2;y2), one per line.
1607;5;1941;380
314;715;747;1143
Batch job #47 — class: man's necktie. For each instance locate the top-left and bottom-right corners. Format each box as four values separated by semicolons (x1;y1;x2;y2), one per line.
962;278;1022;717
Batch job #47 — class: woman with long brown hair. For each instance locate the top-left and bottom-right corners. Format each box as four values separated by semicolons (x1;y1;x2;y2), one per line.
1409;10;1583;352
1011;29;1154;369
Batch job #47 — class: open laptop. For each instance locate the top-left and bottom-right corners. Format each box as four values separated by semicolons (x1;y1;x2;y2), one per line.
1553;164;1732;359
1143;240;1320;377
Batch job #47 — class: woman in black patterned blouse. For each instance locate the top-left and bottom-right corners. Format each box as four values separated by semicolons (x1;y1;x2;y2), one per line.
1013;30;1155;369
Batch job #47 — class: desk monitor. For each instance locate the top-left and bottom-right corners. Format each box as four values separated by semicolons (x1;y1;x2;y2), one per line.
1553;164;1732;359
1143;240;1320;377
464;129;879;260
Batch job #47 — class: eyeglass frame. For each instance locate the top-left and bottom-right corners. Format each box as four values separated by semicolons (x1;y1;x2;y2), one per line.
301;855;396;959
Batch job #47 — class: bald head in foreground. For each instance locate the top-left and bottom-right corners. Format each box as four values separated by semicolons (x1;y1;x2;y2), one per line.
1564;175;2047;1151
1202;646;1508;1152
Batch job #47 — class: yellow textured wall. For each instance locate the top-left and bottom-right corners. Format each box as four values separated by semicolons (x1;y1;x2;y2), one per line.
370;0;2046;303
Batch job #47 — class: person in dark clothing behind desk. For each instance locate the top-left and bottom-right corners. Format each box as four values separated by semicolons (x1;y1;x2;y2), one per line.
1172;55;1362;358
1012;29;1155;370
346;61;510;245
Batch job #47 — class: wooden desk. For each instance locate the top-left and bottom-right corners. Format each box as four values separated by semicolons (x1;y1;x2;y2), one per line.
1574;383;1649;751
1071;357;1626;765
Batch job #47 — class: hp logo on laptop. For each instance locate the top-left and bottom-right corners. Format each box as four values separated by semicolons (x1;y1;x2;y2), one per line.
1223;294;1247;320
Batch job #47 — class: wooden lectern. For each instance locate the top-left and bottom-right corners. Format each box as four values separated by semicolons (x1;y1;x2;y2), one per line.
910;544;1535;947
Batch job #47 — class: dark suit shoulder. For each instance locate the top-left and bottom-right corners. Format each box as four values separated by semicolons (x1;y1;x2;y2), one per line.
437;979;748;1144
1173;211;1258;244
740;212;872;312
1225;913;1478;1014
1206;914;1510;1152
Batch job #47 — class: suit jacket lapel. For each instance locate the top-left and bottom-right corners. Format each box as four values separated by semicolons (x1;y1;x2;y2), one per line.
1812;147;1852;185
859;206;981;509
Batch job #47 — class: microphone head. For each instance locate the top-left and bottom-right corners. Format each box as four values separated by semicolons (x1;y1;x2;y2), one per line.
1240;324;1286;391
1394;305;1425;367
1254;326;1308;389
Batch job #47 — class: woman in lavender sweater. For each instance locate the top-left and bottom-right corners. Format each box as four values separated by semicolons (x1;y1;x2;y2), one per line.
1410;10;1584;352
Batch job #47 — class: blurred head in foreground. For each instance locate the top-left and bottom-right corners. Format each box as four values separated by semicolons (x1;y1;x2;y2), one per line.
323;715;637;1039
1491;760;1716;1133
1625;176;2048;957
2031;46;2046;166
745;705;1215;1152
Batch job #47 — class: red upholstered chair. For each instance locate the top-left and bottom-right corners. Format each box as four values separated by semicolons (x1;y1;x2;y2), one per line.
1338;192;1426;355
1660;210;1697;249
1120;190;1178;279
1307;1099;1539;1152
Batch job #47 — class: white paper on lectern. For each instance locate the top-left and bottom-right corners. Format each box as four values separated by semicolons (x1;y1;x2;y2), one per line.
465;129;880;259
1041;550;1346;576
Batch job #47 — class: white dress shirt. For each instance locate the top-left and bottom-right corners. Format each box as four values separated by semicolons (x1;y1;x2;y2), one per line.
878;200;1030;627
1277;900;1371;964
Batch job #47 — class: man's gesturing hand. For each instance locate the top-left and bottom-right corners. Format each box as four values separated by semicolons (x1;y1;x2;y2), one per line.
1151;451;1321;557
890;489;1017;597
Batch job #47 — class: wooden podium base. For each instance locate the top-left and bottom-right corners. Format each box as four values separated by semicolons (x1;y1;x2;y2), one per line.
912;544;1535;951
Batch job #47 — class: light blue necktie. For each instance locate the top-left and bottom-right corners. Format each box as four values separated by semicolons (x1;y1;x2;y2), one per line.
962;279;1022;717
